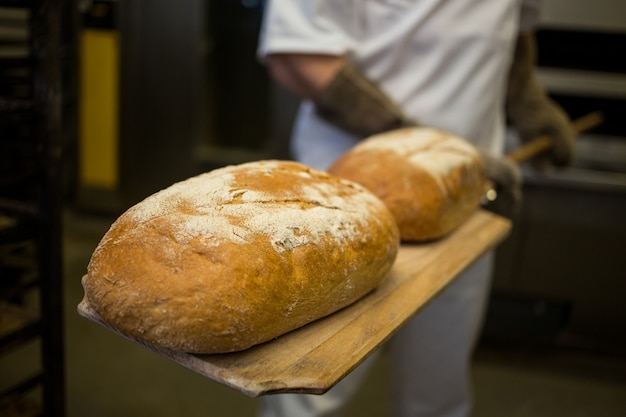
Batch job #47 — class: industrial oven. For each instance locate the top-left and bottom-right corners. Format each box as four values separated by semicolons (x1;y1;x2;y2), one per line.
487;0;626;352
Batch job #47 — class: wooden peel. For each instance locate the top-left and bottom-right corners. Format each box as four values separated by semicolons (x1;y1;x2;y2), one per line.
506;111;604;163
78;210;511;397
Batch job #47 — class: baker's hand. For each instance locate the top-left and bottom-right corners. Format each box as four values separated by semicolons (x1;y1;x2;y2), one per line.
315;61;417;138
506;34;576;169
481;153;522;219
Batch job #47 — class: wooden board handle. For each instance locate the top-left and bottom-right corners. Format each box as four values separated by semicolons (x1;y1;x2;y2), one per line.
506;111;605;163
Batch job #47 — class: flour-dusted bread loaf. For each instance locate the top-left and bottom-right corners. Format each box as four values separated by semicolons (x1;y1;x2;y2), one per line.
83;160;399;354
328;127;487;241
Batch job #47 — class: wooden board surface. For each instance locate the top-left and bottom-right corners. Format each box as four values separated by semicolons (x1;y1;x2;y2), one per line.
78;210;511;397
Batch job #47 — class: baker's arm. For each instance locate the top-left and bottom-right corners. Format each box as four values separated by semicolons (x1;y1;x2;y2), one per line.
265;53;345;100
265;53;415;138
266;53;520;218
506;33;576;168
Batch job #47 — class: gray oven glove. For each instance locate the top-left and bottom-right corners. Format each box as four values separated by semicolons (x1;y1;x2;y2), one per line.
506;34;576;169
481;153;523;219
315;61;417;138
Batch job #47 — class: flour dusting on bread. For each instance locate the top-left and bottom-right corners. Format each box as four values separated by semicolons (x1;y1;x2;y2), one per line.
328;127;487;241
356;128;479;179
122;160;380;253
83;160;399;354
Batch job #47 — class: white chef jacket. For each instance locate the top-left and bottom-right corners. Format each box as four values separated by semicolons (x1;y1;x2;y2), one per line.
257;2;540;417
258;0;540;170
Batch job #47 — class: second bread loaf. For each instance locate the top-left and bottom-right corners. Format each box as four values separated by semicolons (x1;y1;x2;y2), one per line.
328;127;488;241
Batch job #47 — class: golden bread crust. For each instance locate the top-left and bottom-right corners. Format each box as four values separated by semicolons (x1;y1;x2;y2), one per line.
328;127;487;241
84;160;399;353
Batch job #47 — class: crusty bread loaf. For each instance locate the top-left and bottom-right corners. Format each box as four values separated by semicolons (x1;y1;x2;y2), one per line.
83;160;399;354
328;127;487;242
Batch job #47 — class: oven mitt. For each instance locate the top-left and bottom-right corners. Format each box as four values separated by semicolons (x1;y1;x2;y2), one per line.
481;153;523;219
506;34;575;169
315;61;416;138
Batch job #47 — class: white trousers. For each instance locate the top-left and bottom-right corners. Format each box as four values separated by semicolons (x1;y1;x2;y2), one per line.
257;250;494;417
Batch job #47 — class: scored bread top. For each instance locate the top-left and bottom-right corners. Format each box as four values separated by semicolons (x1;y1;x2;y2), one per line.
348;128;481;195
102;160;382;254
84;160;400;353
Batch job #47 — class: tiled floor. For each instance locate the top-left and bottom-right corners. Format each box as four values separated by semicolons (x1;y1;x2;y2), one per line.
43;210;626;416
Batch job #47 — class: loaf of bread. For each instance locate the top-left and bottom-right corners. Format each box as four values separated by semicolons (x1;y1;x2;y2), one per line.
328;127;487;241
83;160;399;354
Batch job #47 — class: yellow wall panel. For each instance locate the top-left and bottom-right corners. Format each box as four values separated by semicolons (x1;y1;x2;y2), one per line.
79;29;119;190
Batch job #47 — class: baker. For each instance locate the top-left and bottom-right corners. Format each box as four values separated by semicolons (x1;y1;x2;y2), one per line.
256;1;574;416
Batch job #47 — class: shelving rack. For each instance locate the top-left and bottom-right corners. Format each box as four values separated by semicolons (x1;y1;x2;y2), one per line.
1;1;76;415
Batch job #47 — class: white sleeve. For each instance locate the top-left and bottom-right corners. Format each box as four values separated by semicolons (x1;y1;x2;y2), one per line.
257;0;356;59
519;0;542;33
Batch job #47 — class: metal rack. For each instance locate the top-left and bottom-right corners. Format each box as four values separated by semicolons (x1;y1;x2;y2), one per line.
1;1;76;415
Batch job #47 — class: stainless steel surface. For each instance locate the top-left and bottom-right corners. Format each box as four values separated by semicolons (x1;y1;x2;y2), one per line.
537;69;626;99
540;0;626;32
575;134;626;173
521;133;626;189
